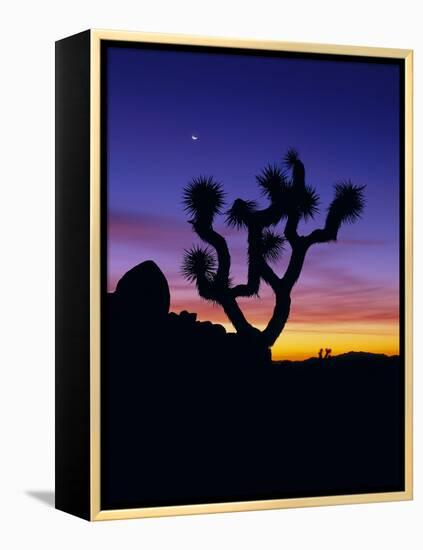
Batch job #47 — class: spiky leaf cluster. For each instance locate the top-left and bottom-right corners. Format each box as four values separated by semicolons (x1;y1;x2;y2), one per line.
328;181;365;224
256;165;290;200
296;185;320;220
181;246;216;283
226;199;257;229
283;148;300;168
261;229;285;262
182;176;225;223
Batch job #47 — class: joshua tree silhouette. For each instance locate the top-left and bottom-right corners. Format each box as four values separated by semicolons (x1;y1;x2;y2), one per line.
181;149;365;351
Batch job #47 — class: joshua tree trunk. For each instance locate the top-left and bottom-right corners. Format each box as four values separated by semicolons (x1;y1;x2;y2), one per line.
263;291;291;347
220;296;256;335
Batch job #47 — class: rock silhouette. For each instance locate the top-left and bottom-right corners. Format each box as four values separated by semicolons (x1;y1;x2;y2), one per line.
102;261;405;511
108;260;271;370
113;260;170;323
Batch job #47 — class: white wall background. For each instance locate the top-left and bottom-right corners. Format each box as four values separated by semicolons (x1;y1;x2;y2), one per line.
0;1;421;548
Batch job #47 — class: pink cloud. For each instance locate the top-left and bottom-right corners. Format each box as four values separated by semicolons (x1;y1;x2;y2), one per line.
108;211;191;247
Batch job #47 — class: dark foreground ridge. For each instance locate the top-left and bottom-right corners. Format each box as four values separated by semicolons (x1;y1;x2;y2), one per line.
102;261;404;510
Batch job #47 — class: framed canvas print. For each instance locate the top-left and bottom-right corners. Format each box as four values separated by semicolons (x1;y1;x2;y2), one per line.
55;30;413;521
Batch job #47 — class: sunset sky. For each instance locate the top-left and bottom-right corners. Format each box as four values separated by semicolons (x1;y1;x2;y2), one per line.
105;45;401;360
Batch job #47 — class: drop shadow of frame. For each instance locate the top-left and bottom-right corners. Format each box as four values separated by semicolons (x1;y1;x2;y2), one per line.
26;490;55;508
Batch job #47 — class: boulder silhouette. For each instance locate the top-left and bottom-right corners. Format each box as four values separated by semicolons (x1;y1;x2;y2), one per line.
114;260;170;323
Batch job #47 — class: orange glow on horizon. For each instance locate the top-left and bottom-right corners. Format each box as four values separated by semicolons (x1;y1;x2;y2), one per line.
174;314;399;361
270;322;399;360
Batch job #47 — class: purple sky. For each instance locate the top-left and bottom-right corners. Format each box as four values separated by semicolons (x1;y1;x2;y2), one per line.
105;44;401;357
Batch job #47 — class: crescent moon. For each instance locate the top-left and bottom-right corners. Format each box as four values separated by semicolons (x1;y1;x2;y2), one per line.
191;135;198;141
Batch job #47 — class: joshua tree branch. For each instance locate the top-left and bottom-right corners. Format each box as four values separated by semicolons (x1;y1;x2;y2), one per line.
280;240;308;292
262;239;308;346
305;182;365;246
262;292;291;347
284;210;300;246
254;203;286;227
231;225;262;297
230;199;285;298
260;260;280;292
194;274;217;302
221;295;256;334
191;220;255;335
192;220;231;287
304;227;333;246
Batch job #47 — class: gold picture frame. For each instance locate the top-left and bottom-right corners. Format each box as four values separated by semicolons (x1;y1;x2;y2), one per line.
56;29;413;521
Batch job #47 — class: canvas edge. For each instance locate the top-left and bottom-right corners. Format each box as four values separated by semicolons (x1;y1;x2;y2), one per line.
55;29;92;521
88;29;413;521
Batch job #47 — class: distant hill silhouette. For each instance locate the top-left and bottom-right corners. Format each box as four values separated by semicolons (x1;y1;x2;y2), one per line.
276;351;399;368
102;260;404;511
